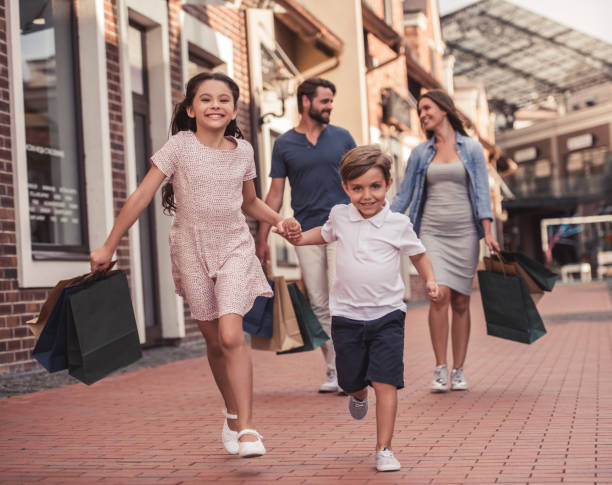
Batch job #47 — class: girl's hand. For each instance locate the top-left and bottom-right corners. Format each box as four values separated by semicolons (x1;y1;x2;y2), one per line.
484;233;501;255
426;280;440;302
90;244;113;272
276;217;302;243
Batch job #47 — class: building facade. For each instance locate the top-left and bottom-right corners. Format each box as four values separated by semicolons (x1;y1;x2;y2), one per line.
1;0;464;375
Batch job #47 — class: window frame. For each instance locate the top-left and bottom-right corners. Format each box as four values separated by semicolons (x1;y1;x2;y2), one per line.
8;0;115;287
20;1;91;259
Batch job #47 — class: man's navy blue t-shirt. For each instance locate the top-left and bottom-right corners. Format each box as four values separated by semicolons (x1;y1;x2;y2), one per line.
270;125;356;231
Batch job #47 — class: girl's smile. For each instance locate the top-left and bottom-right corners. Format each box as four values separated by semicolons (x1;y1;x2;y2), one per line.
187;79;238;131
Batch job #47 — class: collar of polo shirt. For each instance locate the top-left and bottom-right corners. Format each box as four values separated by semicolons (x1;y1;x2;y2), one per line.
347;200;390;227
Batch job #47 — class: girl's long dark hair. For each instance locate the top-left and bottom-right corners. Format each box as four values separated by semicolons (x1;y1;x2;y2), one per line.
418;89;468;139
162;72;244;214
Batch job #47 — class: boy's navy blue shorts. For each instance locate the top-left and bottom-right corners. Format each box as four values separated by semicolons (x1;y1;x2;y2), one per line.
331;309;405;393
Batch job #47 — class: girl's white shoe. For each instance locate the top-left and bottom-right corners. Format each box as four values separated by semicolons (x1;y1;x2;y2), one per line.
237;429;266;458
221;410;239;455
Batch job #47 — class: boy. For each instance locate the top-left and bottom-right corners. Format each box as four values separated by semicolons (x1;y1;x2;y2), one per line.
282;145;439;471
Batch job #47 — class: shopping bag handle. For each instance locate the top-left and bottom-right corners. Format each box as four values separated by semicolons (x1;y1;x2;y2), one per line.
91;260;117;281
491;252;508;278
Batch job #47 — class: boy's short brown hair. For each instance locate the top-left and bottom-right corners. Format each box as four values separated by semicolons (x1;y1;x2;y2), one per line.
339;145;392;185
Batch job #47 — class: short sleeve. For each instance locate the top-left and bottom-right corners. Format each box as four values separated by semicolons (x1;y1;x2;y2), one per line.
320;206;339;243
242;140;257;181
151;134;178;178
269;138;287;178
399;217;426;255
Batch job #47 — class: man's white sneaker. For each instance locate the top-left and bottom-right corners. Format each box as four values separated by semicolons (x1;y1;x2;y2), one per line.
376;448;401;472
221;409;239;454
430;364;449;393
318;370;339;393
451;367;468;391
348;390;368;420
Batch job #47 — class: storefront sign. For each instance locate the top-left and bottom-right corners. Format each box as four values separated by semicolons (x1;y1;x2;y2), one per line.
566;133;594;151
514;146;538;162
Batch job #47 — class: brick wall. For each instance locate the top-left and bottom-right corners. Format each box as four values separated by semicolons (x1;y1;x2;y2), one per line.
105;0;131;277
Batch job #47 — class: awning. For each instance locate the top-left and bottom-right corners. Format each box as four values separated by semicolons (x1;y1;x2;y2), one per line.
273;0;343;56
361;1;403;53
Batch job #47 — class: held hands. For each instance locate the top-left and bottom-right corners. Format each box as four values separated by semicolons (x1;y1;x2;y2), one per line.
426;280;440;302
273;217;302;244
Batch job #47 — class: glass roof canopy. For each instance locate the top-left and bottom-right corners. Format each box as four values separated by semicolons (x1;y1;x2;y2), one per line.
441;0;612;113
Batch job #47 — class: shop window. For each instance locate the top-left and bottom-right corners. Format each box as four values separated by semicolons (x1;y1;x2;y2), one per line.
187;43;226;79
565;146;609;194
384;0;393;25
20;0;88;257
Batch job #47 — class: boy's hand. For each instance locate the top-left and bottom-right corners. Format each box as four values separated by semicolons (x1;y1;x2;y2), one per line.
426;280;440;302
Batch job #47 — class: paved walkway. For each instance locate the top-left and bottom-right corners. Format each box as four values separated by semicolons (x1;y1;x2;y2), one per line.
1;282;611;484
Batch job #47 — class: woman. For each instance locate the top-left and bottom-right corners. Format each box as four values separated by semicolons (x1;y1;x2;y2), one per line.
391;89;500;392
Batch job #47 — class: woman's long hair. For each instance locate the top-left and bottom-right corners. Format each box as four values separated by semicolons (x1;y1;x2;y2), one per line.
418;89;468;139
162;72;244;214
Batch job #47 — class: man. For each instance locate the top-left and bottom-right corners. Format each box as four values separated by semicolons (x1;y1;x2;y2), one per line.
256;77;356;393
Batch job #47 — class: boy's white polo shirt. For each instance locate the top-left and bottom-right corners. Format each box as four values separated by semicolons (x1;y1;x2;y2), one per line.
321;201;426;321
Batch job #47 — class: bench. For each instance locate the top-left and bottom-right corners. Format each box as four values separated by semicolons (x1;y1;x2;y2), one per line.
561;263;592;283
597;251;612;279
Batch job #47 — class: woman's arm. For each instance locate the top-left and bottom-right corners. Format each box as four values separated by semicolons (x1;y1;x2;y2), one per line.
390;149;417;213
481;219;500;253
90;165;166;270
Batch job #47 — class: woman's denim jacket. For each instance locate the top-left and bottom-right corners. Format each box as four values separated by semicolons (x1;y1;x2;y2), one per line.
390;133;493;239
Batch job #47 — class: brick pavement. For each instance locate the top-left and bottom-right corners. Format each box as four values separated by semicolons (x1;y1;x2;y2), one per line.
1;282;611;484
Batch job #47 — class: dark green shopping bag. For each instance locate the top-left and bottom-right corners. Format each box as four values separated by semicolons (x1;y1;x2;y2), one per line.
67;271;142;385
477;270;547;344
501;251;559;291
277;283;329;354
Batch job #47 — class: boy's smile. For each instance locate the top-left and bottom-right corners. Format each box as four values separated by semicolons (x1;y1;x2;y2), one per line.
343;167;392;219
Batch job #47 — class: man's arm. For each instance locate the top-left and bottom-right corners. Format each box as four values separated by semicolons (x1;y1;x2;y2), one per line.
255;177;286;264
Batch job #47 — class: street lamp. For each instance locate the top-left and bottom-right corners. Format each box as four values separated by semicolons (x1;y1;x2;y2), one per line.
258;74;291;126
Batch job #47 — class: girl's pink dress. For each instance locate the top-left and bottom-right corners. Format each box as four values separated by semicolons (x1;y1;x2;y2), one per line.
152;131;272;321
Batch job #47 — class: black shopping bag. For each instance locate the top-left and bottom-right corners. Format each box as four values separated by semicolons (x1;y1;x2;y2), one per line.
32;284;85;372
277;283;329;355
501;251;559;292
243;279;274;338
477;270;546;344
67;271;142;385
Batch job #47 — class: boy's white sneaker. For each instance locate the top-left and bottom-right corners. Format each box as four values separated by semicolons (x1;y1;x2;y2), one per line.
376;448;401;472
348;390;368;420
451;367;468;391
319;370;339;393
430;364;449;392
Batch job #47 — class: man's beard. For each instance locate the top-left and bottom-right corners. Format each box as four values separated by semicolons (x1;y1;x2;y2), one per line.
309;107;331;124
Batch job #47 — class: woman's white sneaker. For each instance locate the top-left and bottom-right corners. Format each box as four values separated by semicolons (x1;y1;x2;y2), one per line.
451;367;468;391
430;364;449;392
221;410;239;454
376;448;401;472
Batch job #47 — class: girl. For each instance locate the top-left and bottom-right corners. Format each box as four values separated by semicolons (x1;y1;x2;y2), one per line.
90;72;300;458
390;89;500;393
